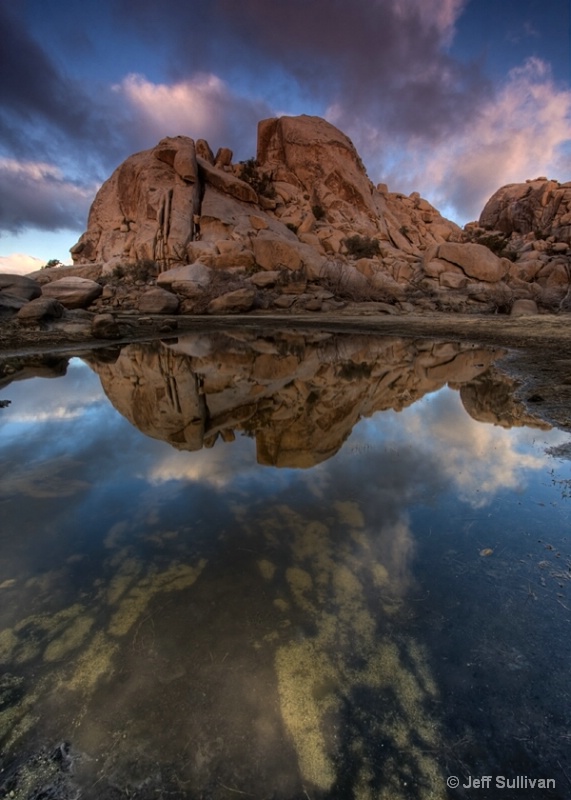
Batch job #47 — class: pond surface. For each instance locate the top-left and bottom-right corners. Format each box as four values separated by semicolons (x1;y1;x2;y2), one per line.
0;330;570;799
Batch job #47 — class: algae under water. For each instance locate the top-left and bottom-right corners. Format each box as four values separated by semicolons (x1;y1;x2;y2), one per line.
0;330;570;799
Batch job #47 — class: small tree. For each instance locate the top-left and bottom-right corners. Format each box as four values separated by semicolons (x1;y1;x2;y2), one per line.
43;258;62;269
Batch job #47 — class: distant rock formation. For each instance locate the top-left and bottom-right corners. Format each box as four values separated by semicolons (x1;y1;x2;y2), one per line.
479;179;571;243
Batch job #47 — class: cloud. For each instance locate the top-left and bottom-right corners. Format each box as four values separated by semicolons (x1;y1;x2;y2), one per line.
116;0;485;142
112;73;271;158
0;253;44;275
360;57;571;221
402;390;547;507
0;158;96;234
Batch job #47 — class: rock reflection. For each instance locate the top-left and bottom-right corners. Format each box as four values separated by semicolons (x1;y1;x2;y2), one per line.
0;331;563;799
85;331;544;468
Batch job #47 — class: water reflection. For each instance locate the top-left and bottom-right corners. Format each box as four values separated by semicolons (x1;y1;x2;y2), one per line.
0;332;570;799
82;331;546;468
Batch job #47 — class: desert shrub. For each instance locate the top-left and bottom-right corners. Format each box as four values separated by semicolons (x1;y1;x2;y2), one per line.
112;264;126;280
238;158;276;199
285;222;299;235
344;235;381;259
107;259;158;284
131;259;159;282
312;204;326;221
42;259;62;269
536;286;566;312
473;232;517;261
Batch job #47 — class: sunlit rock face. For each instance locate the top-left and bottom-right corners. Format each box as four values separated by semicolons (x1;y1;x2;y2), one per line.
86;332;545;468
64;114;570;316
69;115;461;296
70;136;204;269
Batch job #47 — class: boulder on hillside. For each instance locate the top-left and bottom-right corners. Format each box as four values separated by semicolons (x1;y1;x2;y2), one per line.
257;115;376;216
424;242;508;283
157;262;212;301
41;277;103;308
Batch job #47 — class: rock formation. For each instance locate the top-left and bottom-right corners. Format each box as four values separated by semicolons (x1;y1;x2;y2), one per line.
479;179;571;242
85;331;546;469
2;116;570;325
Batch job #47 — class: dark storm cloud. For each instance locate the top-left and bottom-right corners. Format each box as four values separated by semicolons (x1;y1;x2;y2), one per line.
116;0;490;142
0;160;93;233
0;4;111;149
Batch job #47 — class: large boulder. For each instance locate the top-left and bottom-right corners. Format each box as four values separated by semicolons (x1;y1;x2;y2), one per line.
257;115;375;216
17;297;65;323
0;273;42;301
138;288;179;314
41;277;103;308
253;232;302;271
425;242;508;283
157;263;211;298
207;287;256;314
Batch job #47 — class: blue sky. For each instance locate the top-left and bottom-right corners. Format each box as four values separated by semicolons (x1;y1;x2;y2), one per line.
1;0;570;272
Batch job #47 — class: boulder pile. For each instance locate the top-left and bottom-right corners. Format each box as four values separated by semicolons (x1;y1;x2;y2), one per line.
2;116;570;330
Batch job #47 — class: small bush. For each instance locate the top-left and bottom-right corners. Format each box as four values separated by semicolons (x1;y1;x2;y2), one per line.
473;232;517;261
131;259;159;282
344;235;381;259
238;158;276;199
312;204;326;221
42;259;62;269
285;222;299;235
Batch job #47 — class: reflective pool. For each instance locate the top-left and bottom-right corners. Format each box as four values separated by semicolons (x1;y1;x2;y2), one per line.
0;331;570;799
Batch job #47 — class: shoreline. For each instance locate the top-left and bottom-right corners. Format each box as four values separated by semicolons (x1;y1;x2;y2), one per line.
1;310;571;358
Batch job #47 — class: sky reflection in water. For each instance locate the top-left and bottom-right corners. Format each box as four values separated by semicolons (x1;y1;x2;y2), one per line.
0;335;570;799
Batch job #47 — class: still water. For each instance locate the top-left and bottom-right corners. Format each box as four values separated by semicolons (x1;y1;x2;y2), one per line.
0;330;570;799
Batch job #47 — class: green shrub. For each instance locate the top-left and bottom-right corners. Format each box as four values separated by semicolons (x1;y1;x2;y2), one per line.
344;235;381;259
238;158;276;199
42;259;62;269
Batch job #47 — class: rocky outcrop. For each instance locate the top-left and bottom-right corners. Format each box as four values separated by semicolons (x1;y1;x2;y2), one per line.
86;331;547;469
479;179;571;243
7;118;571;322
68;115;467;311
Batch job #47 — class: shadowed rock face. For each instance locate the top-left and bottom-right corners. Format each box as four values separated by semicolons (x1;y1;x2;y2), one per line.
85;332;546;468
480;179;571;243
